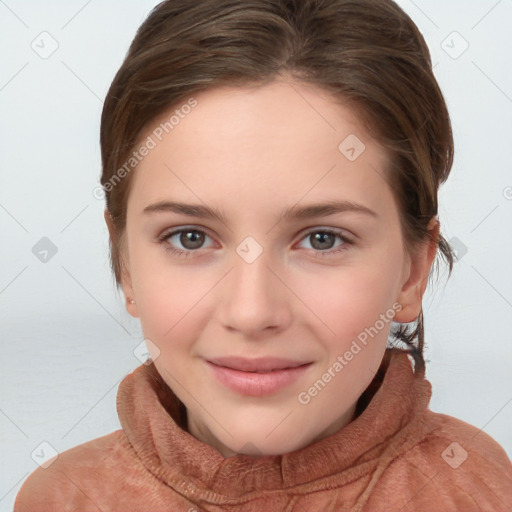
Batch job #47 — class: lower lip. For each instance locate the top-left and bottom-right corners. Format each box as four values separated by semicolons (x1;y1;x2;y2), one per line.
206;361;312;396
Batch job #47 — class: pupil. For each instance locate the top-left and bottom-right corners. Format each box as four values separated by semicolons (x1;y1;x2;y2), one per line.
181;230;204;249
312;232;333;250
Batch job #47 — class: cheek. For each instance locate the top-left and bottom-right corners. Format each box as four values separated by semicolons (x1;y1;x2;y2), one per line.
292;258;402;344
129;244;211;347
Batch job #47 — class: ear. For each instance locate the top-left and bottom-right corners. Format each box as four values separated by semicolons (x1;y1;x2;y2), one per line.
394;217;439;323
103;209;139;318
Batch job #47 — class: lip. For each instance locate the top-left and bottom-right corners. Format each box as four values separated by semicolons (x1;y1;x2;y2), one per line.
208;356;310;372
206;357;312;396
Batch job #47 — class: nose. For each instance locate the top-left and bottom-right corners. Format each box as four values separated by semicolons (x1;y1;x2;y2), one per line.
218;250;293;338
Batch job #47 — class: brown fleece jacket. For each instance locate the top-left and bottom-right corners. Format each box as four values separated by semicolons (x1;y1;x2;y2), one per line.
14;350;512;511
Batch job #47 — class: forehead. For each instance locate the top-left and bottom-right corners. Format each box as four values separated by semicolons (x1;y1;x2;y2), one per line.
128;79;393;216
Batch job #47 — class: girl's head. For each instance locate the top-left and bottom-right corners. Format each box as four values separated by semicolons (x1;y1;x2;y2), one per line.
100;0;454;457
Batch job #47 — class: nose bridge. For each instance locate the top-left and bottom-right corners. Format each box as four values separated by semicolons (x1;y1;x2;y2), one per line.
233;249;273;297
219;242;291;334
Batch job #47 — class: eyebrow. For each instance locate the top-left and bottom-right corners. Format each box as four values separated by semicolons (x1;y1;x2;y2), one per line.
143;200;378;223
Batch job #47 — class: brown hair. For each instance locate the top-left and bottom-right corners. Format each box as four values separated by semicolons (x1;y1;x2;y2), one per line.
100;0;454;375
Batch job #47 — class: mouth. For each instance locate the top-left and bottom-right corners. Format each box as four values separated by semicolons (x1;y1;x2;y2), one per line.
207;356;311;372
206;356;313;396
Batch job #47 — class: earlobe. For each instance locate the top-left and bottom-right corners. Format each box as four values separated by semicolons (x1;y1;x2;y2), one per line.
394;218;440;323
125;296;139;318
120;262;140;319
125;300;139;319
104;209;139;318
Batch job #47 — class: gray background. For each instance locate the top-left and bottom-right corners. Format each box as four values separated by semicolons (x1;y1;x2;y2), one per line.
1;1;511;510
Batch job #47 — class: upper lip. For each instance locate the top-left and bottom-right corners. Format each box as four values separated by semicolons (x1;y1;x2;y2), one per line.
207;356;311;372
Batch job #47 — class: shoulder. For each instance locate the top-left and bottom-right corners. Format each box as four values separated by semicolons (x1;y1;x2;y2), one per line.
368;410;512;511
14;430;149;512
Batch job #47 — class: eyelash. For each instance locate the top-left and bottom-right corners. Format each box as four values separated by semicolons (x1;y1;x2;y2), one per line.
157;227;353;259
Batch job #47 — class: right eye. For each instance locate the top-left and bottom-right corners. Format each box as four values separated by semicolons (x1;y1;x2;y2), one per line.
158;227;215;257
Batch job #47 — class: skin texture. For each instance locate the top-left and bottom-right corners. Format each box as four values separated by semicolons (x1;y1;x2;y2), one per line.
105;77;439;458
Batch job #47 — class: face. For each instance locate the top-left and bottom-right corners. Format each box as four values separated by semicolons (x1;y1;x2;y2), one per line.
110;78;436;457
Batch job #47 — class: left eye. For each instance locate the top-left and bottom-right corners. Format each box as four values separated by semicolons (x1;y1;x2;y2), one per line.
296;229;351;255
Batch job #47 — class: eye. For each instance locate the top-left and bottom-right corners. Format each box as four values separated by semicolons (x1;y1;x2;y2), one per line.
158;226;353;259
158;227;214;258
296;228;353;257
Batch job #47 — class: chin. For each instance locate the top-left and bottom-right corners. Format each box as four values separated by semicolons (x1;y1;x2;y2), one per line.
217;424;313;457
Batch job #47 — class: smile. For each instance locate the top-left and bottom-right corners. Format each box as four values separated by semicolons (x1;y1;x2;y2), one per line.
206;357;313;396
